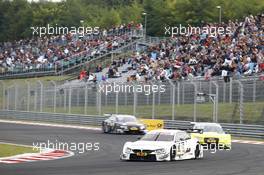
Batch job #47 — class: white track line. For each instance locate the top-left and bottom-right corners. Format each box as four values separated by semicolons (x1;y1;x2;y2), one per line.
0;119;101;131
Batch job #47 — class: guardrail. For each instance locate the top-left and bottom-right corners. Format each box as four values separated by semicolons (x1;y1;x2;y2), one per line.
0;110;105;126
0;110;263;139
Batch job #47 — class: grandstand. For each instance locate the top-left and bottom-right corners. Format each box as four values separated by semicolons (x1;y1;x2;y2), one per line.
0;23;143;79
1;14;263;82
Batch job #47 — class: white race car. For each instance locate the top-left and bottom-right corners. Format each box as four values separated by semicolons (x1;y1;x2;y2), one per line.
120;129;203;161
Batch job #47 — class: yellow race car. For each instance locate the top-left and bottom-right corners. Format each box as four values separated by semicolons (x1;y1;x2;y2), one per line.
190;122;231;149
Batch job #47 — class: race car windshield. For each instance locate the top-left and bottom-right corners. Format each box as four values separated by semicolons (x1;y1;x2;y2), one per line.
194;125;224;134
141;133;174;141
117;117;137;123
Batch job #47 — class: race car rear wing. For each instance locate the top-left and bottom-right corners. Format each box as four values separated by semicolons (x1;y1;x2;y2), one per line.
179;128;203;134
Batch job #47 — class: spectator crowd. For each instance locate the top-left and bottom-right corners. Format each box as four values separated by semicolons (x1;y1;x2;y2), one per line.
0;22;143;74
123;13;264;82
1;13;263;83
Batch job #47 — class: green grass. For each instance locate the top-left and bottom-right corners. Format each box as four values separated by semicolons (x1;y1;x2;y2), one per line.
41;102;264;124
0;143;39;158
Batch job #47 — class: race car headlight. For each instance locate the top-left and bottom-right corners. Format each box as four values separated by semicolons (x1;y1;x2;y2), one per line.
125;147;132;154
155;148;166;154
140;125;145;130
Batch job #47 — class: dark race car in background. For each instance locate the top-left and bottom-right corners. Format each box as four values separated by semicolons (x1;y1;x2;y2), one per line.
102;114;147;134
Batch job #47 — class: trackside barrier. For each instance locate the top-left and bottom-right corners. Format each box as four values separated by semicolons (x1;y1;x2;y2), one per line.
0;110;106;126
0;110;263;139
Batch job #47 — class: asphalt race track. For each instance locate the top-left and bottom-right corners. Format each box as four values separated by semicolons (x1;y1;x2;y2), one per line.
0;122;263;175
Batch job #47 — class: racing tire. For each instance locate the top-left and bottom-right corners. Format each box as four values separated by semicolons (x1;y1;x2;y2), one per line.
102;124;110;133
170;145;176;161
194;144;200;159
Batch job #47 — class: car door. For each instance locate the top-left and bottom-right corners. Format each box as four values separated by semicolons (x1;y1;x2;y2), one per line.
181;132;192;154
174;132;187;156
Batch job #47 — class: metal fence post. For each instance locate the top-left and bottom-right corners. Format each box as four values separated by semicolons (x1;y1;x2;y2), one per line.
64;88;67;111
124;90;127;106
77;88;80;106
212;82;219;122
158;82;161;105
0;81;5;110
177;81;180;106
97;84;102;116
68;85;72;114
253;78;256;103
152;83;155;119
229;78;233;104
51;81;57;113
37;81;43;112
223;82;226;103
26;81;30;111
182;83;185;104
209;80;212;96
115;91;119;114
237;81;244;124
84;85;88;115
133;84;137;116
191;82;197;122
169;80;176;120
6;87;10;110
105;92;108;106
14;82;18;110
34;84;37;111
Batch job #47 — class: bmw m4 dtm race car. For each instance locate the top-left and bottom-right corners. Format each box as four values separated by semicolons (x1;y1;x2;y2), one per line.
102;114;147;134
190;122;231;149
120;129;203;161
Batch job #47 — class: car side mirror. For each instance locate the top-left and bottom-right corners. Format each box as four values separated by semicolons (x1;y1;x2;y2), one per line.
180;138;185;141
137;137;141;140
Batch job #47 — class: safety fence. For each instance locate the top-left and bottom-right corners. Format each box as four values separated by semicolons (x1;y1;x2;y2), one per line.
0;77;263;125
0;110;263;139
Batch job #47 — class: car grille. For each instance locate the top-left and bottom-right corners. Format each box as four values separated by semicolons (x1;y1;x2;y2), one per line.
129;154;156;161
130;150;156;161
132;149;154;154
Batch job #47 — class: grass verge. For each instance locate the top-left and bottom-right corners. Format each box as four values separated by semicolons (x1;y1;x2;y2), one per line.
0;143;39;158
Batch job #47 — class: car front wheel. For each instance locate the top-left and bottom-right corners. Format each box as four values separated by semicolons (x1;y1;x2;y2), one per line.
170;145;176;161
194;144;200;159
102;124;110;133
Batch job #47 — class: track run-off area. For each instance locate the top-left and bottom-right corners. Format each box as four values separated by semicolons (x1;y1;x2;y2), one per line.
0;121;263;175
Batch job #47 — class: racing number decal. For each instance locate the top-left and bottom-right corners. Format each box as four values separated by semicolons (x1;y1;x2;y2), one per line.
176;142;186;155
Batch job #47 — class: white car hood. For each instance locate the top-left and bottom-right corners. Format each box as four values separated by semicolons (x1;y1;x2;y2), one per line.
128;141;173;150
